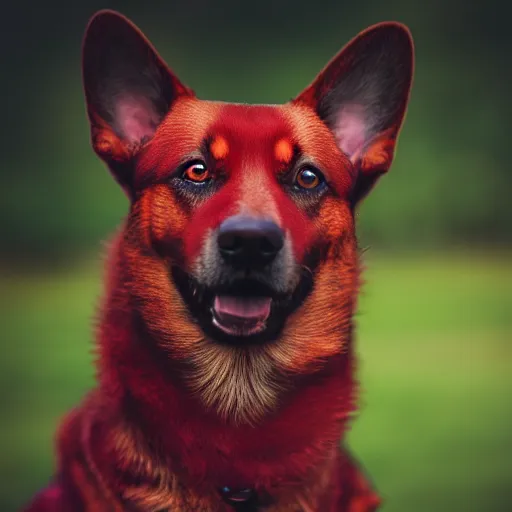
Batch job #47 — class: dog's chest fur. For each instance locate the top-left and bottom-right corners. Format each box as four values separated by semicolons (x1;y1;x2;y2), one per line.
49;380;378;512
59;404;378;511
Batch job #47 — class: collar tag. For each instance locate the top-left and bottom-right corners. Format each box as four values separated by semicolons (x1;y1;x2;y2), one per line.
219;487;258;509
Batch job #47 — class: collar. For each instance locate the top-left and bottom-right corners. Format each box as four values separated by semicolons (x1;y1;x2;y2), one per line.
219;486;274;511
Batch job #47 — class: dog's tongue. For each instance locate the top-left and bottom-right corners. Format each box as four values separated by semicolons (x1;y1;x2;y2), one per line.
213;296;271;336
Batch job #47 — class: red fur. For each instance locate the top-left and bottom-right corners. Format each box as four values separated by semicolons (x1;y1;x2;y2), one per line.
24;10;413;511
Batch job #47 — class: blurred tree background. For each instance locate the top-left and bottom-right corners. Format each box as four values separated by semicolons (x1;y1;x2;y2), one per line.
0;0;510;511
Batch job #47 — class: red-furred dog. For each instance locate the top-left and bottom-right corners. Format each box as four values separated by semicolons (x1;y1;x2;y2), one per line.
24;10;413;512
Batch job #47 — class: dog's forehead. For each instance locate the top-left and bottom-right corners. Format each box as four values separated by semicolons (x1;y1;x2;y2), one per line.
160;99;293;141
139;99;289;172
208;103;299;169
209;102;350;177
213;103;290;135
139;98;349;188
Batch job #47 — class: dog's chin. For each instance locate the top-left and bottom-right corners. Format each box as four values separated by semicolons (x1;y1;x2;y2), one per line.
171;267;312;346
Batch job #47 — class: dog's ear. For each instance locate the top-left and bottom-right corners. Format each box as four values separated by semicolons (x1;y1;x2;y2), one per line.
82;10;194;193
294;22;414;205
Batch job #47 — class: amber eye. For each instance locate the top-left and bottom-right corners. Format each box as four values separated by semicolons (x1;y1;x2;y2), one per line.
295;167;323;189
182;162;211;183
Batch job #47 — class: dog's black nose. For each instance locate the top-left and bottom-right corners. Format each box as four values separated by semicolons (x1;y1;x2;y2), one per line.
217;216;284;268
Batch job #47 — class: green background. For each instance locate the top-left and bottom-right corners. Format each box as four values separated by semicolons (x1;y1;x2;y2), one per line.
1;1;510;511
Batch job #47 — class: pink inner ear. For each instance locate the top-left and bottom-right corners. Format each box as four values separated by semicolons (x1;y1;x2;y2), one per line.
115;95;160;144
333;104;367;161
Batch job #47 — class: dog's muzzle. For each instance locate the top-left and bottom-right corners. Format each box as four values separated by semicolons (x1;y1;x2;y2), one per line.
172;214;312;346
212;215;284;337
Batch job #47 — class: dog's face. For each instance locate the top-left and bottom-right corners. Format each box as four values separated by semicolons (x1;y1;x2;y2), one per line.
83;11;413;423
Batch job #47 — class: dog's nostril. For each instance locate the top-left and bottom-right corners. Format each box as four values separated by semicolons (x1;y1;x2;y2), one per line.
218;234;245;255
217;216;284;267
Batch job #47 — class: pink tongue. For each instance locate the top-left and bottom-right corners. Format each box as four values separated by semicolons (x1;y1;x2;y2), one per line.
213;295;272;336
214;296;271;320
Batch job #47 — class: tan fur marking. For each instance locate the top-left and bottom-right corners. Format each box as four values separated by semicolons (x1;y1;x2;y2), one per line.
189;343;280;425
275;137;293;164
359;128;396;173
210;135;229;160
149;184;188;243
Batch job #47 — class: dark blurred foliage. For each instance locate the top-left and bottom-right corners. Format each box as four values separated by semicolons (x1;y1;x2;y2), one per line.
0;0;510;263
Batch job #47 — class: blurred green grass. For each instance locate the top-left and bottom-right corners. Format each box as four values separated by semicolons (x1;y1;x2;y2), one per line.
0;251;511;511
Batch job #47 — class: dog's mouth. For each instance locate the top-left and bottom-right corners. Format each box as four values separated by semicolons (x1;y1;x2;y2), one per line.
212;294;272;336
171;267;313;346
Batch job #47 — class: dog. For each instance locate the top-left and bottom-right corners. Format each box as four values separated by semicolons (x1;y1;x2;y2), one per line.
24;9;413;511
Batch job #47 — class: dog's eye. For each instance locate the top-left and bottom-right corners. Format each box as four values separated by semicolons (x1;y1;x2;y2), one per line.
182;162;211;183
295;167;324;190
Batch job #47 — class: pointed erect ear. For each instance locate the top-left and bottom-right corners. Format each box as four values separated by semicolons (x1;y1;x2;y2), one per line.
82;10;194;192
294;22;414;204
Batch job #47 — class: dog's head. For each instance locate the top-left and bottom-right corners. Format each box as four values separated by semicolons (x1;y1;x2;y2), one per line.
83;11;413;423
